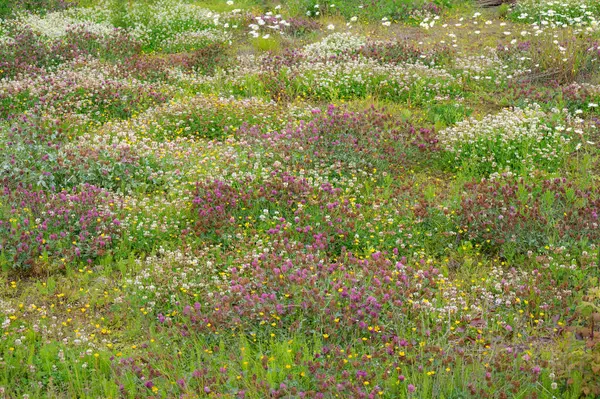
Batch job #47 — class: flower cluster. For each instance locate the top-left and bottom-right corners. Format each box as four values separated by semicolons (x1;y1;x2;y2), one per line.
438;105;581;176
459;175;600;255
0;183;119;270
511;0;600;29
1;0;599;397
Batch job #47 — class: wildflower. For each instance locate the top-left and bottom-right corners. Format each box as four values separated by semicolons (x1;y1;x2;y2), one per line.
408;384;416;393
327;24;335;30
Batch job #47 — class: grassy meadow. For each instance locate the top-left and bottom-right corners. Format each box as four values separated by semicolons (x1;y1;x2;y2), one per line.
1;0;600;397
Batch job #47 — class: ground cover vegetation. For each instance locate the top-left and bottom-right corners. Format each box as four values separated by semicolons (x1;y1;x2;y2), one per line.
1;0;600;397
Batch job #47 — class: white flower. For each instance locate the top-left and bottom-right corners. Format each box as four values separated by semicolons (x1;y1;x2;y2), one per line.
262;34;270;39
327;24;335;30
350;16;358;22
589;103;598;108
382;21;391;26
227;0;234;5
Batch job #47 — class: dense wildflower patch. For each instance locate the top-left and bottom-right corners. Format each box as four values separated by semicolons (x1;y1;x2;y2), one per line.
1;0;600;398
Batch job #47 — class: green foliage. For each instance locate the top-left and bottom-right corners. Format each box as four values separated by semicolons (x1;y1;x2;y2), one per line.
1;0;600;397
109;0;128;28
287;0;447;23
0;0;75;17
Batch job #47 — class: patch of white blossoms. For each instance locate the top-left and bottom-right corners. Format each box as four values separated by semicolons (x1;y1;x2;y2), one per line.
18;10;116;39
440;106;552;147
514;0;600;30
303;32;366;58
439;105;581;174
